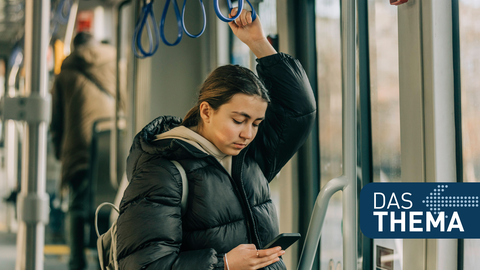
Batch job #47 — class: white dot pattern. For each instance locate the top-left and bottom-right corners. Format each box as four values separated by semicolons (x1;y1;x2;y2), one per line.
421;185;479;215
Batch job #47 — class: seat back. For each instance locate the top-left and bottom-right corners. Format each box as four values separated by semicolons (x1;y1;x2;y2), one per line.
87;117;127;248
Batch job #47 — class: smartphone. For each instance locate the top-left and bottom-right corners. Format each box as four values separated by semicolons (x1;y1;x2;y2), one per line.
262;233;301;250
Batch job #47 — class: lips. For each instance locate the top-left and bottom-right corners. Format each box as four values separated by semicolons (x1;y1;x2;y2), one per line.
233;143;246;149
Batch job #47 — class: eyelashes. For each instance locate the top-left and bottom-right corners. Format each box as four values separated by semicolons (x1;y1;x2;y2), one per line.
233;119;260;127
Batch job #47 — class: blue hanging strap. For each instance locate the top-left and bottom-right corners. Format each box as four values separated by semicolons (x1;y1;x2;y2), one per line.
55;0;71;25
213;0;257;23
182;0;206;38
160;0;183;46
132;0;160;58
50;0;71;36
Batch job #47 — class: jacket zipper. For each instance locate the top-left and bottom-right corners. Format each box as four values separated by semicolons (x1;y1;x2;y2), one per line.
231;153;261;248
205;155;260;247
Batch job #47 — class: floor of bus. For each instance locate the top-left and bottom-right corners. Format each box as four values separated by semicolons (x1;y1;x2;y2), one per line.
0;146;99;269
0;228;99;270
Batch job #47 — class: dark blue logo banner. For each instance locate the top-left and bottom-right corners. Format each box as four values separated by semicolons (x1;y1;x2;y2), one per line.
360;183;480;238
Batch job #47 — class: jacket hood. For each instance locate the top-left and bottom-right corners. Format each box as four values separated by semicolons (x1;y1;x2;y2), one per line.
126;116;209;180
61;44;116;96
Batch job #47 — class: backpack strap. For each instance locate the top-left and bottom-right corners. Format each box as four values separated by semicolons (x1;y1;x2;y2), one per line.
95;202;119;237
94;161;188;237
171;160;188;215
76;68;114;99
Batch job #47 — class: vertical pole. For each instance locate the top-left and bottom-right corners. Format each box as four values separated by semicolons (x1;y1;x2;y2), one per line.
341;0;358;269
131;0;140;134
358;0;374;268
15;0;50;269
112;0;132;191
398;1;427;268
422;0;457;269
451;0;464;268
294;0;320;268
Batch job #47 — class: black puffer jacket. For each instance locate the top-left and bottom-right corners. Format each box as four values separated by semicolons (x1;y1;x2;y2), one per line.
116;53;316;270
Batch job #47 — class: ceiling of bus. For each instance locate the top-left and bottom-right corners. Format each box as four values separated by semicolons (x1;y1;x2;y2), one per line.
0;0;119;54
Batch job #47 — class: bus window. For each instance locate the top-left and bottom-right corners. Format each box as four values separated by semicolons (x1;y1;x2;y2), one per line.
459;0;480;268
315;0;343;268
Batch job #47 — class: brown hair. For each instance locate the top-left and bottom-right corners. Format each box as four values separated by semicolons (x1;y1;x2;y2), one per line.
182;64;270;128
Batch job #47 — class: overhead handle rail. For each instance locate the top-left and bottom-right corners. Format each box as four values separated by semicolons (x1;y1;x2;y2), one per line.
131;0;258;57
297;0;357;269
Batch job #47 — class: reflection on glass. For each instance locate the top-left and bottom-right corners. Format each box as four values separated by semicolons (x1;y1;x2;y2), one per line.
258;0;277;35
231;35;250;67
459;0;480;267
315;0;343;268
369;0;402;268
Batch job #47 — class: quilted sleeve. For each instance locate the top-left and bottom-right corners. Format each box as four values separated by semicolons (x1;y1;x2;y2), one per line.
249;53;317;182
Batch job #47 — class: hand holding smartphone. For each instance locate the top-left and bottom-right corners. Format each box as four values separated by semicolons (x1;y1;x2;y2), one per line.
262;233;301;250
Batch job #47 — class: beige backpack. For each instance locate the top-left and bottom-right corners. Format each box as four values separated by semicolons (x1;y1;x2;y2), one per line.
96;160;188;270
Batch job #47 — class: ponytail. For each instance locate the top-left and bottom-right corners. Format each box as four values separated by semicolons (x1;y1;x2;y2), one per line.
182;105;200;127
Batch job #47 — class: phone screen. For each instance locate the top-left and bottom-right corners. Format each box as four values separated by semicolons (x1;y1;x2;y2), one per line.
262;233;301;250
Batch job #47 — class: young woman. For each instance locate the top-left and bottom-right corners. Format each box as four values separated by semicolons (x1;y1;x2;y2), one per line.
116;9;316;270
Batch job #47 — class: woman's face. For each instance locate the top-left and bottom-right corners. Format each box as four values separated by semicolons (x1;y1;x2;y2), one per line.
199;93;268;156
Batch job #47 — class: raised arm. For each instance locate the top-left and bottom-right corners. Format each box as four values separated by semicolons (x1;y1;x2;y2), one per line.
228;9;317;182
251;53;316;182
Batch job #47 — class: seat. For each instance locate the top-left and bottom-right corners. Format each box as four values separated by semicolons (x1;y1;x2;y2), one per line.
86;117;127;248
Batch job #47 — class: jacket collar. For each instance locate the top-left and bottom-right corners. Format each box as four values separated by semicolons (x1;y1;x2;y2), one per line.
134;115;209;160
131;115;250;167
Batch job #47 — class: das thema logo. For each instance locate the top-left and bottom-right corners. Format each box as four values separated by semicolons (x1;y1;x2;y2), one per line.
360;183;480;238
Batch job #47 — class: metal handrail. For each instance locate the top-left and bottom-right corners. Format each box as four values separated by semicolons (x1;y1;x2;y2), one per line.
297;0;357;268
110;0;132;191
15;1;51;269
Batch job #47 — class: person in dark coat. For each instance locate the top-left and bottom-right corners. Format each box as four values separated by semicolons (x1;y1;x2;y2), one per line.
116;9;316;270
50;32;123;270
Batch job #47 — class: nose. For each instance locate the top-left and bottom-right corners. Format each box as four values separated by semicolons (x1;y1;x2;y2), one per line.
240;125;254;140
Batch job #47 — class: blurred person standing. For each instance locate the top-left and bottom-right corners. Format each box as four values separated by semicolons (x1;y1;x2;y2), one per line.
50;31;121;270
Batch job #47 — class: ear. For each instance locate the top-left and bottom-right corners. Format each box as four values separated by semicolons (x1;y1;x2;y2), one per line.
199;101;212;123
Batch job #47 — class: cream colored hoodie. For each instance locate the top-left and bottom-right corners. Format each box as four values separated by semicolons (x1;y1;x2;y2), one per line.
155;126;232;175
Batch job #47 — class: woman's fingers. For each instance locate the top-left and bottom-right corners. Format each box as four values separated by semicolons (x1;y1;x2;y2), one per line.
230;7;252;27
257;248;284;262
240;8;248;26
226;245;283;270
255;247;285;269
256;257;280;269
257;246;281;257
228;8;239;30
255;250;284;269
230;7;238;18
